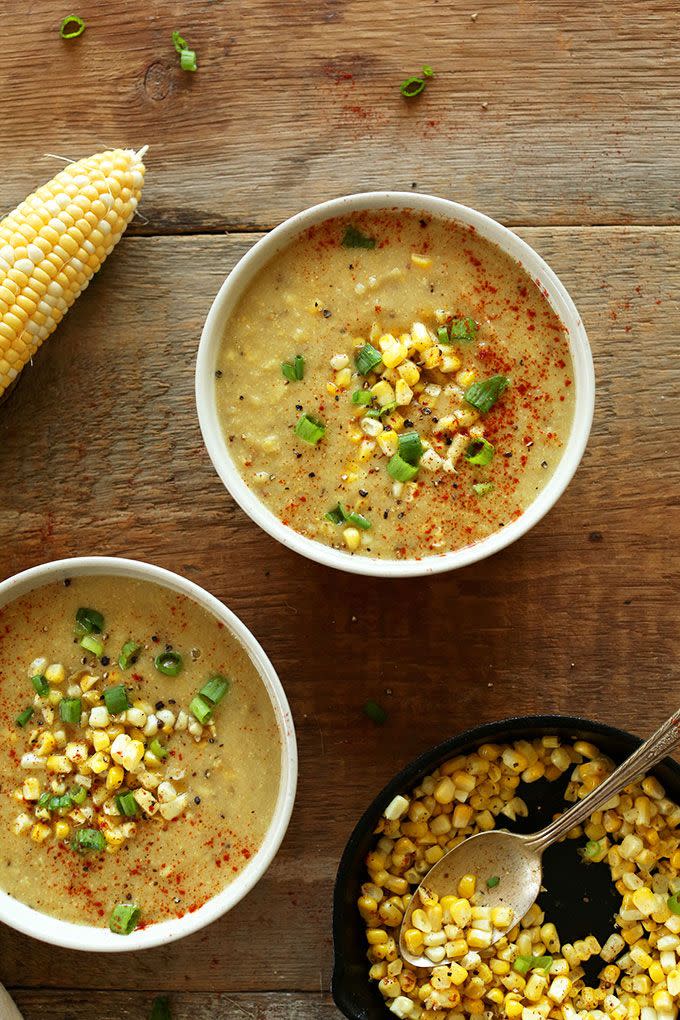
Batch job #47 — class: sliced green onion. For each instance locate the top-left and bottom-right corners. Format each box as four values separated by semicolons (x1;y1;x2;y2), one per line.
31;674;50;696
71;828;106;853
59;698;81;725
324;504;346;525
450;317;478;343
583;839;603;860
345;510;371;530
668;893;680;915
149;996;172;1020
149;738;168;760
200;675;231;705
109;902;141;935
342;225;376;249
75;607;104;635
387;452;419;482
49;792;73;813
512;956;533;975
71;785;87;805
172;30;188;52
16;707;34;727
37;792;52;810
294;413;326;445
179;48;197;71
364;700;387;725
365;401;396;420
398;431;423;466
465;437;495;466
116;791;138;817
80;634;105;657
351;389;373;405
532;956;553;973
486;875;500;889
189;695;213;724
281;355;305;382
400;76;426;98
103;684;130;714
119;640;141;670
59;15;86;39
154;651;183;677
422;65;434;77
464;374;510;414
355;343;382;375
473;482;494;496
436;325;450;344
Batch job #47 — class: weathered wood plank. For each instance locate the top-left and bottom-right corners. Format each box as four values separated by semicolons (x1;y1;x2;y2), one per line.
0;227;678;994
9;991;338;1019
1;1;679;229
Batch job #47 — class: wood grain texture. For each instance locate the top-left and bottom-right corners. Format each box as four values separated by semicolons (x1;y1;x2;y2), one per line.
0;230;678;1006
10;991;336;1019
1;1;679;230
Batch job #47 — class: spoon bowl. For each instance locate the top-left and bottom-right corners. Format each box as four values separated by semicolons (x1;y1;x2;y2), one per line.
399;830;541;965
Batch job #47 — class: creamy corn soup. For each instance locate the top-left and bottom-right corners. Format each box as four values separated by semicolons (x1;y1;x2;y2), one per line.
0;575;281;932
216;210;576;560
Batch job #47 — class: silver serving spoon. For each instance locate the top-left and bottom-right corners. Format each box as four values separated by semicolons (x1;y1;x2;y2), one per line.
400;709;680;967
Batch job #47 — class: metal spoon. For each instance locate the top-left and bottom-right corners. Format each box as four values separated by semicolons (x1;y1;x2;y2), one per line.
400;709;680;967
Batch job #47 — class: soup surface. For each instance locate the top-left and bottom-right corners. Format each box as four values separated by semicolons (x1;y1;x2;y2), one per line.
216;210;576;560
0;575;281;930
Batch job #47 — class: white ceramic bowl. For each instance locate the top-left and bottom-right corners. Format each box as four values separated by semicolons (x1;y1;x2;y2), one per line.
0;556;297;952
196;192;595;577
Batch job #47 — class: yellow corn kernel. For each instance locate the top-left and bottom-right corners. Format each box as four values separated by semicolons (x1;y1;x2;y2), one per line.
335;367;351;389
458;874;476;899
47;689;63;707
54;820;70;840
492;906;514;929
456;368;476;388
490;959;510;976
33;731;56;757
397;360;420;386
371;379;396;405
106;765;125;790
87;751;109;775
395;378;413;406
648;961;665;984
366;928;388;945
46;754;72;774
45;663;65;684
22;776;41;801
13;813;32;836
410;253;431;268
377;429;399;457
403;928;425;955
79;674;99;692
343;527;361;552
441;353;462;373
451;897;472;928
358;439;375;463
110;734;144;771
92;730;111;752
505;998;524;1018
30;822;51;843
421;346;441;369
434;777;456;805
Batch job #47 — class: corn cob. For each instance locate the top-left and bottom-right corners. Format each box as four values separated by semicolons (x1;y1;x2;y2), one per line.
0;146;147;398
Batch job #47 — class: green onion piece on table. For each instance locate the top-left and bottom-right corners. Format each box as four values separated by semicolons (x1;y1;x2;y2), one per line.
398;430;423;466
16;706;34;727
109;902;141;935
450;317;478;343
364;700;387;725
400;76;426;98
59;698;81;725
149;996;172;1020
59;15;86;38
200;675;231;704
190;695;213;724
119;640;141;670
154;651;183;677
281;355;305;382
487;875;500;888
294;413;326;445
473;482;494;496
31;673;50;696
80;634;105;657
465;437;495;466
464;374;510;414
75;607;104;635
351;389;373;405
342;225;376;249
172;30;188;51
179;48;197;71
71;828;106;853
387;453;419;482
103;684;130;714
149;738;168;760
116;791;138;817
355;343;382;375
422;65;434;77
668;893;680;915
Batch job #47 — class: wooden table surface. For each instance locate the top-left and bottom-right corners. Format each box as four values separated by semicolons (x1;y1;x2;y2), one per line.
1;1;679;1017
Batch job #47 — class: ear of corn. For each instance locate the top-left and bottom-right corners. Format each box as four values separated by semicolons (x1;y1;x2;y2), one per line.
0;146;147;398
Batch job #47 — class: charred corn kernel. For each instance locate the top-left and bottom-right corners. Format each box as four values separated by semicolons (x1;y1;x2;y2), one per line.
87;751;109;775
45;663;65;684
46;754;72;774
22;776;40;800
421;345;441;369
398;360;420;386
33;731;56;757
548;977;572;1003
343;527;361;551
434;777;456;804
629;945;653;969
106;765;125;790
458;874;476;898
30;822;51;843
92;730;110;752
54;820;70;840
395;378;413;405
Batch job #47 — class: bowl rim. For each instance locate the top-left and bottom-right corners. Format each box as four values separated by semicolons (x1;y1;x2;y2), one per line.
0;555;298;952
196;190;595;578
330;712;680;1018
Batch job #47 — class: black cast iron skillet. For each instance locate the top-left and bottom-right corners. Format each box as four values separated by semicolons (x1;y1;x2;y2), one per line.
332;714;680;1020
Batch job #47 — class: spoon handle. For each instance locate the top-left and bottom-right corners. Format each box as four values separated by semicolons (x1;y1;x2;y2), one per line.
525;709;680;852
